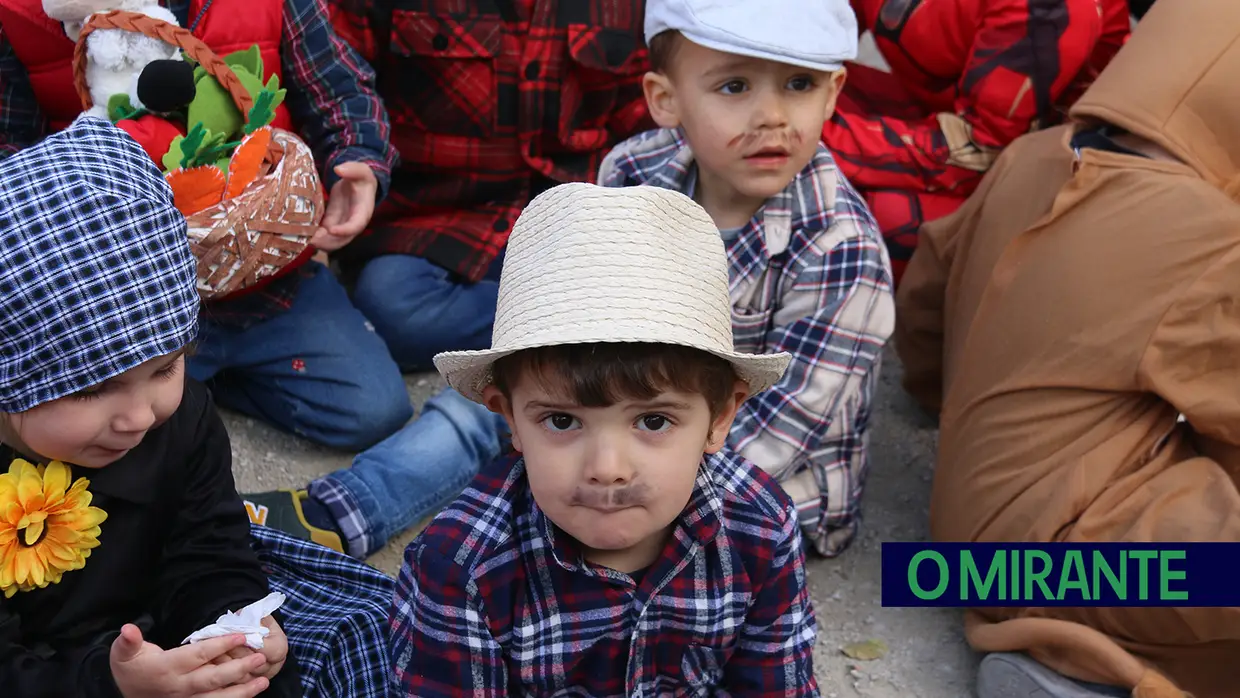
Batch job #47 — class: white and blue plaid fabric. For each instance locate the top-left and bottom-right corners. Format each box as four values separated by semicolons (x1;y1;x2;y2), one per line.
0;116;199;412
250;524;397;698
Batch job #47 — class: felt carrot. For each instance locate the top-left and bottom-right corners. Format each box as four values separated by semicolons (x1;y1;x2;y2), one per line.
225;127;272;200
166;166;227;216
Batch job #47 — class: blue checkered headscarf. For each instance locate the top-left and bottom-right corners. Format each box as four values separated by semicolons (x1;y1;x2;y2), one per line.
0;117;199;412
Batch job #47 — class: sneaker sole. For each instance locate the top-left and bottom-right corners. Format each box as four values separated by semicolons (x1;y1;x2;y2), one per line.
977;653;1130;698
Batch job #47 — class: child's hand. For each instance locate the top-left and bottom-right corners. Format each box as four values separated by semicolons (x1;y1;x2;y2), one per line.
110;623;270;698
312;161;379;251
255;616;289;679
209;616;288;681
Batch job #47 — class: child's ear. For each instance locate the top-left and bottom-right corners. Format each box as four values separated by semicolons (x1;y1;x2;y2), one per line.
822;68;847;121
643;71;681;129
703;380;751;454
482;385;523;452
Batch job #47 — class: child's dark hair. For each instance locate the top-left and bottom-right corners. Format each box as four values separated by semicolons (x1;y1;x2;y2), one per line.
491;343;740;419
647;30;683;74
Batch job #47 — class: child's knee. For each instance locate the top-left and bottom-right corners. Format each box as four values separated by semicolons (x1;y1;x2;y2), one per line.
426;387;506;452
329;380;415;451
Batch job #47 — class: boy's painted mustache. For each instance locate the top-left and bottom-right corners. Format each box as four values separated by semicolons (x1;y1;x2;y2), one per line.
728;129;803;153
571;483;652;510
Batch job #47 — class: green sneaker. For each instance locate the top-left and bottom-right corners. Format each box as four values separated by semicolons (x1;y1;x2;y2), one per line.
241;489;344;554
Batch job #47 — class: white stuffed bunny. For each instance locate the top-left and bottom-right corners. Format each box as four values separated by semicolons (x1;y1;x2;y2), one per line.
43;0;182;119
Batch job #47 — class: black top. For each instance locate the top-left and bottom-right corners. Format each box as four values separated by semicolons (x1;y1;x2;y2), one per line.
1071;125;1149;158
0;379;301;697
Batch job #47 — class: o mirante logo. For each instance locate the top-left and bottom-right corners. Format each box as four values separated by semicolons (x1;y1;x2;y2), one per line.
881;543;1239;607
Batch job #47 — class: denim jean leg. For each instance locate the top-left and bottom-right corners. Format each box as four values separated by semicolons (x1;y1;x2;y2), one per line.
351;254;500;371
197;263;413;451
483;249;506;282
314;387;508;557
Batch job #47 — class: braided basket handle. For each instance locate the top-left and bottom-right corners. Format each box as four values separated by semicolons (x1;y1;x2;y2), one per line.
72;10;254;116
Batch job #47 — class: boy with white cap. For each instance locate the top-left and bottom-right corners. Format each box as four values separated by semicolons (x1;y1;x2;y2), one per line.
599;0;895;558
389;182;819;697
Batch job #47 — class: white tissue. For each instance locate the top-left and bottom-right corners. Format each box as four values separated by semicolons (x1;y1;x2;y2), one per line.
182;592;286;650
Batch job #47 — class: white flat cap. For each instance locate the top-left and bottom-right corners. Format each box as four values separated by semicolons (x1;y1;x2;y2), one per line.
646;0;859;72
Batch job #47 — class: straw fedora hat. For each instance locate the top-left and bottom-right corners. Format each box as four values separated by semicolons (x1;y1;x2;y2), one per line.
433;182;792;402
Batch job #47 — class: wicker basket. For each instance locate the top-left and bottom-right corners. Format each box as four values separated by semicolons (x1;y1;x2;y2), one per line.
74;10;322;300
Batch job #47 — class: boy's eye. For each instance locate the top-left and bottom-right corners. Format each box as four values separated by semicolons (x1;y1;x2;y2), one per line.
72;388;103;402
787;75;815;91
155;362;181;380
636;414;672;433
718;79;748;95
541;413;581;432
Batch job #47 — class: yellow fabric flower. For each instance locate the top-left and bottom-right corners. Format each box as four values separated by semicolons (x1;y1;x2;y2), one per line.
0;459;107;598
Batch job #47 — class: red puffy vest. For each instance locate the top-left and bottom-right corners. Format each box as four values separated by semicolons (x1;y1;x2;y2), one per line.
0;0;290;132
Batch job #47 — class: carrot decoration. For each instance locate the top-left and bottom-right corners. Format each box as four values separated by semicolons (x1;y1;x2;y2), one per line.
165;166;227;216
225;127;272;200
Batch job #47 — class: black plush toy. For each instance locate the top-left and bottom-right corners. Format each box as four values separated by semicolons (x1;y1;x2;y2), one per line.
136;59;197;114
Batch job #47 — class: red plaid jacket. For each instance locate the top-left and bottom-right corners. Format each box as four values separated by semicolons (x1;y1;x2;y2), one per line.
824;0;1130;197
329;0;653;282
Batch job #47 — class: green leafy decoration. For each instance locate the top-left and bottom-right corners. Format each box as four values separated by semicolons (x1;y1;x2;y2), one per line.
107;94;146;123
161;124;230;171
185;130;228;169
176;124;207;169
245;91;276;134
194;139;242;166
162;136;183;172
263;74;285;110
244;75;287;134
224;45;263;77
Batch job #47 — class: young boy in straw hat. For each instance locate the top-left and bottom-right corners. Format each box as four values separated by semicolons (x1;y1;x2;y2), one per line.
390;182;819;697
599;0;895;558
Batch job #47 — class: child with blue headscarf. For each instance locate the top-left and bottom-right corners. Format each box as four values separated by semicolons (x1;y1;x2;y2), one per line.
0;117;394;698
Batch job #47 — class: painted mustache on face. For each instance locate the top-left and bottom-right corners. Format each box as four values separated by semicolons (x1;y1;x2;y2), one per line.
729;130;803;156
570;483;653;510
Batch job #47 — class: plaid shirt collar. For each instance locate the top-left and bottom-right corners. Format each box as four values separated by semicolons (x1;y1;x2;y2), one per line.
610;128;800;264
528;457;725;578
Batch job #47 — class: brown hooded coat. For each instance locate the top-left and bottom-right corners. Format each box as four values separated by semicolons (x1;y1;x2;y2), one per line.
894;1;1240;696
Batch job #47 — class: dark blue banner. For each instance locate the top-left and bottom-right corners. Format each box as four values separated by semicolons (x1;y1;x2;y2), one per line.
881;543;1240;607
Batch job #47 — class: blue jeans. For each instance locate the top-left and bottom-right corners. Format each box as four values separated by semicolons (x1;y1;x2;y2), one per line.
189;262;414;451
351;253;503;371
309;387;508;558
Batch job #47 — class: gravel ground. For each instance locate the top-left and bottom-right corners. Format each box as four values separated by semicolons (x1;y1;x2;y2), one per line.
227;33;980;697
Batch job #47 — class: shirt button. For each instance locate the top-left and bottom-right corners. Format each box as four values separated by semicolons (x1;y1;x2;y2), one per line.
492;217;509;233
524;60;541;80
431;34;449;51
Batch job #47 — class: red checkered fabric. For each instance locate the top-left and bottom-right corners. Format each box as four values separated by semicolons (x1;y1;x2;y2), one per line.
329;0;654;281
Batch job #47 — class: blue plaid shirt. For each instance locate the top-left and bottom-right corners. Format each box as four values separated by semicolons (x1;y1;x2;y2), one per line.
250;524;396;698
390;451;819;698
599;129;896;557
